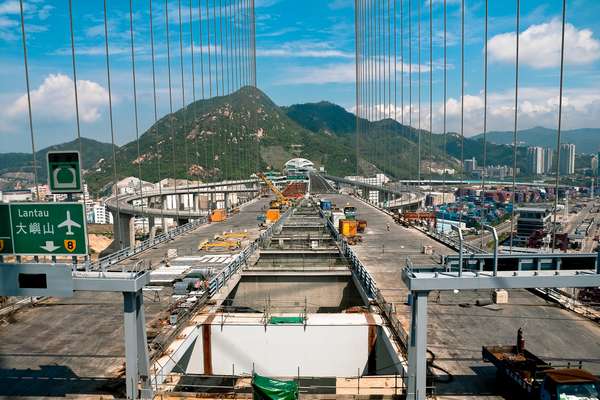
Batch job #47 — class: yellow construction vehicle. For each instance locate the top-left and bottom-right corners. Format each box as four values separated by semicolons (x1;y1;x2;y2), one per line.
256;172;291;209
198;239;241;251
220;231;249;240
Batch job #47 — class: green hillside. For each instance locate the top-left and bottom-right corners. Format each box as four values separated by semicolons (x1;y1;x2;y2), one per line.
85;87;360;193
0;138;116;178
6;88;589;195
472;126;600;154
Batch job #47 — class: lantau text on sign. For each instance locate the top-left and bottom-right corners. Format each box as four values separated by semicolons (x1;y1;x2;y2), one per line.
0;203;88;256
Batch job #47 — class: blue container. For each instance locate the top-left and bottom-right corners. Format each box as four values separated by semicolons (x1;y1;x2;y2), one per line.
320;200;332;210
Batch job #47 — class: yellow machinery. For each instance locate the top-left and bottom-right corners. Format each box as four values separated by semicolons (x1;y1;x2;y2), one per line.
198;239;241;251
220;231;249;240
256;172;291;209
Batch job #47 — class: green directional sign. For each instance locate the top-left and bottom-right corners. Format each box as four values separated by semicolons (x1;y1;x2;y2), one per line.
47;151;83;194
8;202;88;256
0;204;13;254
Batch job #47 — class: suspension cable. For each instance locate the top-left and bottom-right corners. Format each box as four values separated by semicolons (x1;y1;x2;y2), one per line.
509;0;520;253
177;0;192;218
165;0;179;221
213;0;219;97
387;0;392;185
480;0;489;249
428;0;432;201
190;0;199;185
219;0;225;96
442;0;446;204
408;0;412;179
68;0;89;244
18;0;39;201
552;0;567;252
459;0;465;226
355;0;360;178
418;0;421;183
102;0;123;248
129;0;145;229
149;0;165;231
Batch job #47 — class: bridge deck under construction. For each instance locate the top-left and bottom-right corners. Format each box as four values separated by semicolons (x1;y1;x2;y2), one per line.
0;198;270;398
325;193;600;399
1;193;600;399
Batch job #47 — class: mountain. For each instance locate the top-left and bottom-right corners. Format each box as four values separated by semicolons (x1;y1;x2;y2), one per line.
283;101;357;136
8;88;589;195
0;138;116;178
472;126;600;154
282;100;530;174
85;87;362;194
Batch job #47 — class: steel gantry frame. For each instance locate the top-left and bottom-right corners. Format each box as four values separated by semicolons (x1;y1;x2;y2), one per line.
0;265;153;400
401;257;600;400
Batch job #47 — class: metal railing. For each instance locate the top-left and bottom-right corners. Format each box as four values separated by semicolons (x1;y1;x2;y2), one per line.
88;217;208;271
207;208;292;296
151;207;293;386
322;209;411;350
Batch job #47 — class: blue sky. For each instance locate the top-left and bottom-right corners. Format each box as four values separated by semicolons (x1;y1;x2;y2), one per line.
1;0;600;152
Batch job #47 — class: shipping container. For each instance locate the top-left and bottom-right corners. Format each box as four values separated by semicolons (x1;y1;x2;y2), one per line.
211;209;227;222
265;208;281;223
339;219;358;238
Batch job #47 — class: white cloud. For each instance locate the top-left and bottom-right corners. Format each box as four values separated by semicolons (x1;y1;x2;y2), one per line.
277;62;356;85
0;1;20;15
488;20;600;69
4;73;109;124
436;86;600;135
0;0;53;41
353;86;600;136
258;41;354;59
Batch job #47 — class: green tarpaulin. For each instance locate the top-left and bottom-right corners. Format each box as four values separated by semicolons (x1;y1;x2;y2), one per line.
252;374;299;400
269;316;304;324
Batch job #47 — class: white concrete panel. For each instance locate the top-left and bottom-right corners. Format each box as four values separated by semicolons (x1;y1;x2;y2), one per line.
186;322;370;377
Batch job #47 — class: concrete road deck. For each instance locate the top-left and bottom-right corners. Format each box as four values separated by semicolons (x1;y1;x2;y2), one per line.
114;198;270;269
0;197;269;399
325;193;600;399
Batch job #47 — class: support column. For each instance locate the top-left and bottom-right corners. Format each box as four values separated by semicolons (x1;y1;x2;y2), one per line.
407;290;429;400
123;291;152;399
114;213;133;249
224;192;229;211
148;218;157;241
129;217;136;248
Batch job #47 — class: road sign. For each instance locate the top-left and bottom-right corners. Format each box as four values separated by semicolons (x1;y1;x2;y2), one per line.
0;204;13;254
47;151;83;193
8;202;88;256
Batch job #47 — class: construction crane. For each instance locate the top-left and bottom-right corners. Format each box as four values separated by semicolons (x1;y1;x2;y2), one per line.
256;172;291;209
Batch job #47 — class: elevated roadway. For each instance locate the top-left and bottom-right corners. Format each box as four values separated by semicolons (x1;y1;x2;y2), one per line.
328;193;600;399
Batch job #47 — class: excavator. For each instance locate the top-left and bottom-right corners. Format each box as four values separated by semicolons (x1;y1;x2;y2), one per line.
256;172;291;210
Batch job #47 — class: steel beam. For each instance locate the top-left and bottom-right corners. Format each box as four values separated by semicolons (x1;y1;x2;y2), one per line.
403;269;600;291
123;290;153;399
406;290;429;400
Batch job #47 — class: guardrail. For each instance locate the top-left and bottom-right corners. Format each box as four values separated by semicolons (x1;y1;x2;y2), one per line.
150;207;293;386
322;209;410;348
207;208;293;297
89;218;208;271
417;226;482;254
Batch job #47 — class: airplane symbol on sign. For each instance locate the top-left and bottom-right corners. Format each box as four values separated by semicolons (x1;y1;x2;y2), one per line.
57;211;81;236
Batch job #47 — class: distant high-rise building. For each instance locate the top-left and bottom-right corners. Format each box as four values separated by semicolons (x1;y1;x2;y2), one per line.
543;147;554;173
527;146;544;175
559;144;576;175
597;152;600;176
464;157;477;173
592;156;599;176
